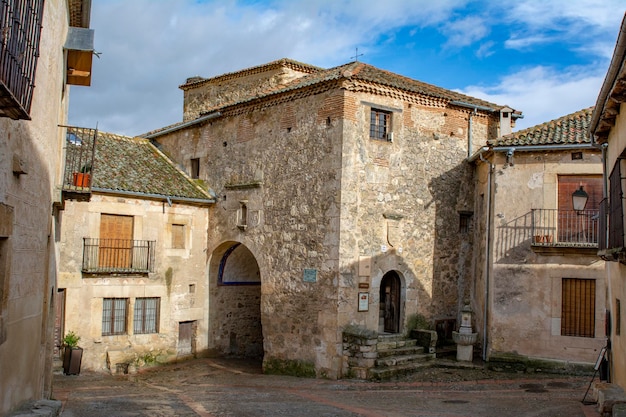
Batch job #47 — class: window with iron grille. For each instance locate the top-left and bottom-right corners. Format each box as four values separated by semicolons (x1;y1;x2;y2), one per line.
370;109;391;141
133;297;160;334
561;278;595;338
0;0;45;120
608;159;624;250
102;298;128;335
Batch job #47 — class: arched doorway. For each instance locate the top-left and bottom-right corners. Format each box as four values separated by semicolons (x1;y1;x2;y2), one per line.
379;271;401;334
208;241;263;358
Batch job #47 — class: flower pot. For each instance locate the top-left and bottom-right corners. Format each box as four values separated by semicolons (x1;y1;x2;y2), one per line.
63;346;83;375
72;172;90;187
534;235;544;243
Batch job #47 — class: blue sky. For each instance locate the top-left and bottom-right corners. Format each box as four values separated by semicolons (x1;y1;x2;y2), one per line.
68;0;626;137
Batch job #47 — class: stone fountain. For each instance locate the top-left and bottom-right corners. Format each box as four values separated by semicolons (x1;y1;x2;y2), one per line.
452;304;478;362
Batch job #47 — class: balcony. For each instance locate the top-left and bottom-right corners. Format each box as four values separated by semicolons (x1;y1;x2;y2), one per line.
82;238;156;274
531;209;599;249
61;126;97;202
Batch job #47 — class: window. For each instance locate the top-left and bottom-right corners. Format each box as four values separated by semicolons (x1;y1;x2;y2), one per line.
370;109;391;141
190;158;200;179
607;158;625;250
459;212;472;234
237;201;248;230
102;298;128;335
171;224;185;249
99;214;134;269
557;175;602;244
133;297;160;334
0;0;45;120
561;278;595;338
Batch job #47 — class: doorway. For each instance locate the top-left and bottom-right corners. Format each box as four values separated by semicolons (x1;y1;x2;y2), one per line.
380;271;401;334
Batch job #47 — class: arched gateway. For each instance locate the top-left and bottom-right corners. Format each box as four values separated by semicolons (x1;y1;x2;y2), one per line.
208;241;263;358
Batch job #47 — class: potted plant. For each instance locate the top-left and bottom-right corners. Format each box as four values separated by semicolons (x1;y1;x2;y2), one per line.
72;163;91;187
62;330;83;375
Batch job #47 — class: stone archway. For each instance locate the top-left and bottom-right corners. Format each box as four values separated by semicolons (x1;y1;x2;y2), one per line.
208;241;263;358
379;271;402;334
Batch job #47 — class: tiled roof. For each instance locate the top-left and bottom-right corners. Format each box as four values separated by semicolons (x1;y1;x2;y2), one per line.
179;58;322;90
91;132;213;202
488;107;593;147
213;61;511;114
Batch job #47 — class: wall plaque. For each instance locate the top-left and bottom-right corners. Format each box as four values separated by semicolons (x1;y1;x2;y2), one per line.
303;268;317;283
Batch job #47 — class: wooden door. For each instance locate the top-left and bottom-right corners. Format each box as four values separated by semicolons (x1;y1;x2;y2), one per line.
381;272;400;333
53;289;66;357
178;321;194;356
99;214;133;269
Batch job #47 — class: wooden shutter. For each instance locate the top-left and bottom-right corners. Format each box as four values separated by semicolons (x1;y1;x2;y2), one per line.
561;278;595;337
171;224;185;249
99;214;133;268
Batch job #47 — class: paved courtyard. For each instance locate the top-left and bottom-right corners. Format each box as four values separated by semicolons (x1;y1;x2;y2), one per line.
53;358;602;417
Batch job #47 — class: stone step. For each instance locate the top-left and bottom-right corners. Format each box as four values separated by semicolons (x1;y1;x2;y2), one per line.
369;360;435;381
377;338;417;351
377;345;425;358
376;352;434;367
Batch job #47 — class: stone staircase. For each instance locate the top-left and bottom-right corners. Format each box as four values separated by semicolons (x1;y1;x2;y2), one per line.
369;334;436;380
343;329;437;380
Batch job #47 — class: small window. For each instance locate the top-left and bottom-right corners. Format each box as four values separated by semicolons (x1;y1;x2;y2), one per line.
238;201;248;230
133;297;160;334
190;158;200;179
370;109;392;141
171;224;185;249
102;298;128;336
459;212;472;234
561;278;595;338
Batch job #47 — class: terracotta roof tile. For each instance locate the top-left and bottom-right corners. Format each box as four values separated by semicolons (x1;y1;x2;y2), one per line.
92;132;213;201
488;107;593;147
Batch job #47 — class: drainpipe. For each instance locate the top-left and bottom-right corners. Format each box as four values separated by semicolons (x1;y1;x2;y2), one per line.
478;151;494;361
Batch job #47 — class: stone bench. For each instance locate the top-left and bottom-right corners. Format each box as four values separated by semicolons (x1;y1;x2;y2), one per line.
106;350;135;375
592;381;626;416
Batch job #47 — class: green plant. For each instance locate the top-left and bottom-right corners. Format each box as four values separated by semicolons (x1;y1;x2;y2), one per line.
80;163;91;173
62;330;81;348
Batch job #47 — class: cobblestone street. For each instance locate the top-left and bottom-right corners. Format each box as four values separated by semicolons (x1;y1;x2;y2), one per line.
53;358;602;417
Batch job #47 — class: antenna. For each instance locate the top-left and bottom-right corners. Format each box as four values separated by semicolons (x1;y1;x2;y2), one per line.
351;47;364;62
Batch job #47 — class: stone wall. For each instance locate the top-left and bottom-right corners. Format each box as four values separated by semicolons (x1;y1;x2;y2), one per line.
181;61;317;121
58;194;209;371
156;77;498;378
0;1;71;413
474;150;606;365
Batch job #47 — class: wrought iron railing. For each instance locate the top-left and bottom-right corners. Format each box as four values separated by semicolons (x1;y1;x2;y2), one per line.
0;0;45;120
531;209;599;247
62;125;97;192
82;238;156;273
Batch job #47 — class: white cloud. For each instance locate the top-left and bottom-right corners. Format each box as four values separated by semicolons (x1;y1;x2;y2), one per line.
459;66;605;131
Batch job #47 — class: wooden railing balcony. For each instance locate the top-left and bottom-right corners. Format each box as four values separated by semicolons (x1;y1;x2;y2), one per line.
531;209;599;248
82;238;156;274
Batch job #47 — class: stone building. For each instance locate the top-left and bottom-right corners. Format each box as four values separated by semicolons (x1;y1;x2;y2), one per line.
591;12;626;391
57;131;214;372
147;59;520;378
471;108;606;367
0;0;94;414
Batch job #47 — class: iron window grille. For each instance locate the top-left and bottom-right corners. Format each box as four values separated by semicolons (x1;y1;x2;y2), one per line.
0;0;44;120
370;109;392;141
133;297;160;334
102;298;128;336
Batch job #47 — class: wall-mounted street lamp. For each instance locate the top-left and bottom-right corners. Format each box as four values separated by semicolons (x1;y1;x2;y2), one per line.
572;186;589;212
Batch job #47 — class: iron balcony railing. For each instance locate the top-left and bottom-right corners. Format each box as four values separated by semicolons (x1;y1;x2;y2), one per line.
82;238;156;273
531;209;599;248
62;125;97;192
